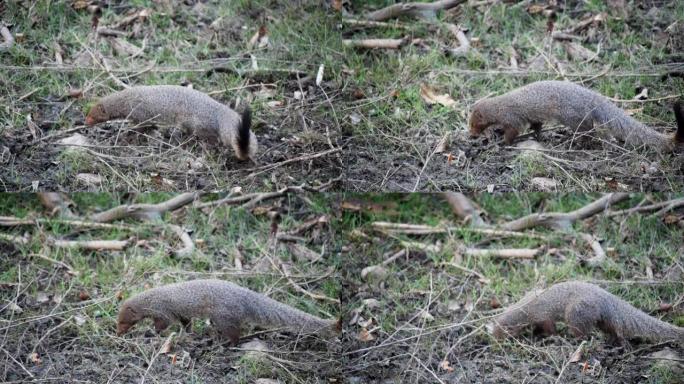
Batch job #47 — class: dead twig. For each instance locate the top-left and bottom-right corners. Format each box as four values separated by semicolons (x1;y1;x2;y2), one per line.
366;0;466;21
342;18;410;29
0;216;135;230
89;192;199;222
244;147;342;178
278;261;340;304
607;197;684;218
342;38;407;49
371;222;548;239
168;224;194;257
580;233;606;267
461;248;539;259
49;238;130;251
0;232;29;245
444;24;470;57
500;193;629;231
442;192;488;228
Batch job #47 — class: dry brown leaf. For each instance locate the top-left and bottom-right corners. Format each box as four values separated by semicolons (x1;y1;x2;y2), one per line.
420;84;456;108
357;328;375;342
160;333;175;354
29;352;41;364
439;360;455;373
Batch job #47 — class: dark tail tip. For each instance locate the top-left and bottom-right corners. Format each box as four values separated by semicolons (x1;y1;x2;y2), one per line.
238;107;252;157
674;101;684;144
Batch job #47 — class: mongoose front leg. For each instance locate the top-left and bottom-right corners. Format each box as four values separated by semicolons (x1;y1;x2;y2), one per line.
503;125;521;144
534;320;557;337
153;317;171;333
212;314;242;346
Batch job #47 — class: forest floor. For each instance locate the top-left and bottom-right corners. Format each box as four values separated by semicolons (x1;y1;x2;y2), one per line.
339;193;684;383
1;0;346;192
0;193;342;383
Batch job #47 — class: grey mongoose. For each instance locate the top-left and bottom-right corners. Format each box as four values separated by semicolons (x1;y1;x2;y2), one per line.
490;281;684;345
469;80;684;150
116;279;340;345
86;85;258;160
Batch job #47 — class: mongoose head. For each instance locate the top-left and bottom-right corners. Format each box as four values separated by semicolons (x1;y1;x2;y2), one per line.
85;102;108;126
116;301;144;336
468;101;493;137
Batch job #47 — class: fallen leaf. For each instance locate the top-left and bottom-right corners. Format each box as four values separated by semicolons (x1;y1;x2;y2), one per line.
490;297;500;309
360;265;388;281
160;333;175;354
439;360;455;373
420;84;456;107
78;290;91;301
7;302;23;313
357;328;375;342
434;133;449;153
36;292;49;304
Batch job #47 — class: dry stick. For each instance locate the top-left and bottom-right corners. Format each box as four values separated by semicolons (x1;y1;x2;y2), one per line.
441;192;488;228
0;216;135;230
342;18;410;29
607;197;684;217
439;262;490;284
278;261;340;304
371;222;548;239
244;147;342;178
342;38;407;49
50;238;130;251
462;248;539;259
168;224;194;257
444;23;470;57
89;192;199;223
0;25;14;51
366;0;466;21
0;232;29;245
500;193;629;231
580;233;606;267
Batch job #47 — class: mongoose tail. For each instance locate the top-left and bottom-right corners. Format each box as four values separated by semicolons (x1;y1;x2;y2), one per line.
116;279;338;346
491;281;684;345
469;81;683;151
236;107;257;161
674;101;684;144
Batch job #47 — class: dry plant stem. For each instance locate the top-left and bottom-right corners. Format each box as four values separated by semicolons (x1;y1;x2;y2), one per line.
442;192;488;228
278;261;340;304
371;222;547;239
366;0;466;21
342;38;406;49
0;25;14;50
607;197;684;217
37;193;77;219
580;233;606;267
439;262;490;284
462;248;539;259
0;232;29;245
245;147;342;178
168;225;194;257
0;216;135;230
444;23;470;57
342;19;409;29
50;238;130;251
500;193;629;231
89;192;199;222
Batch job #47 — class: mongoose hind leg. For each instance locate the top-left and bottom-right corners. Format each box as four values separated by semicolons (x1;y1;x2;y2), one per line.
212;314;241;346
530;122;543;141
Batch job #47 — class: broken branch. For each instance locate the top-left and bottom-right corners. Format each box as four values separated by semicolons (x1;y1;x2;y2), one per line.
366;0;466;21
89;192;199;223
442;192;488;228
500;193;629;231
342;38;407;49
49;238;130;251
